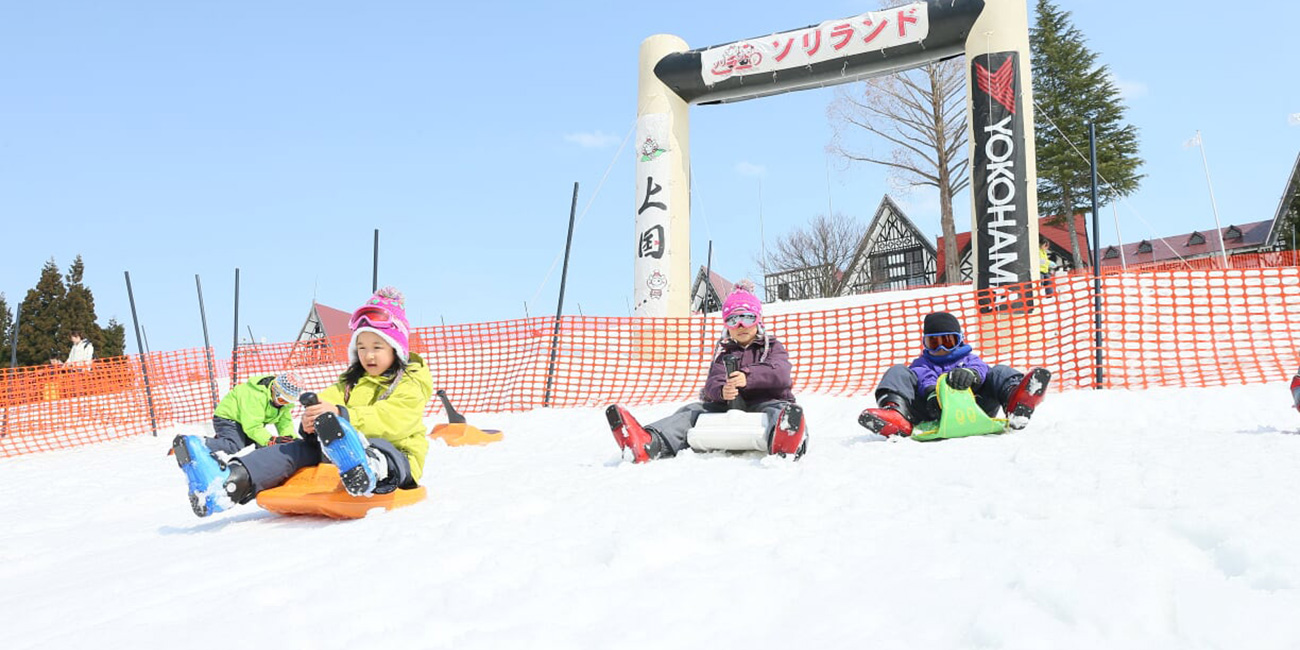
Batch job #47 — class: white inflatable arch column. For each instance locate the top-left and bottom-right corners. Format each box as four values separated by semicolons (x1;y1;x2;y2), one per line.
633;35;692;318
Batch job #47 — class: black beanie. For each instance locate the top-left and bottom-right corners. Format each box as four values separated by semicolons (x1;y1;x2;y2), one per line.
923;312;961;335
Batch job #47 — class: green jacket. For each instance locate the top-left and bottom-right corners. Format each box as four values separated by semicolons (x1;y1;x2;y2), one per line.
320;353;433;481
213;376;295;446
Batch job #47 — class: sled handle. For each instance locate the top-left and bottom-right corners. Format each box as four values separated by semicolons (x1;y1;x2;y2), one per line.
436;389;468;424
723;356;746;411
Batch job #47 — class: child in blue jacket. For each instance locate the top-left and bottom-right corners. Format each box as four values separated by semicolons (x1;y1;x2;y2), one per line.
605;281;807;461
859;311;1051;437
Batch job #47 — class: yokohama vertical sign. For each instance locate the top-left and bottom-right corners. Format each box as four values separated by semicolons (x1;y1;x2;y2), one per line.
971;50;1032;310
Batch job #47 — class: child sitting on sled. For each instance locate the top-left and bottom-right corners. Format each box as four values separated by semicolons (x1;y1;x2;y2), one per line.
605;280;807;461
198;373;303;460
859;311;1051;437
172;287;434;517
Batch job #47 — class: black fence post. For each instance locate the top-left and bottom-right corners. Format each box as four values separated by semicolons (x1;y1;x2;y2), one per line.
195;275;219;410
231;268;240;387
1088;122;1104;389
124;271;159;436
543;182;579;407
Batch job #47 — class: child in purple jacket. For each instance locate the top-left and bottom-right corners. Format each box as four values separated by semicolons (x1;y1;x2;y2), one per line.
605;281;807;461
859;311;1051;437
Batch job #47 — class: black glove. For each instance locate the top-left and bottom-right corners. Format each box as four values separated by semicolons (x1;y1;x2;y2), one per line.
267;435;297;446
946;367;980;391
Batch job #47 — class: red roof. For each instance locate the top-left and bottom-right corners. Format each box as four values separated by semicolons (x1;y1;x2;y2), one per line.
936;214;1090;274
314;303;352;338
1098;220;1272;268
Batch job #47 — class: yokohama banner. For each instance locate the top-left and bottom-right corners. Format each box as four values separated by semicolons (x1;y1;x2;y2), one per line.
970;50;1033;310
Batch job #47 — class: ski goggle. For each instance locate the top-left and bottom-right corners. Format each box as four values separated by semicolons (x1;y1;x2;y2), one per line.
724;312;758;329
349;305;397;331
923;332;963;352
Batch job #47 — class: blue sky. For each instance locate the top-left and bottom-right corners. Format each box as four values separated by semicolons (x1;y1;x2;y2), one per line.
3;0;1298;359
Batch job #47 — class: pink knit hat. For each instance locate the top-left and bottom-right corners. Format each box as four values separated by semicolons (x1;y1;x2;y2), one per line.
721;280;762;325
348;286;410;365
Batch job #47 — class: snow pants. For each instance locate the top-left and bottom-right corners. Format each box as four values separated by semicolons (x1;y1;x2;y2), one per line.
646;399;793;455
236;434;415;496
206;416;255;455
874;364;1024;422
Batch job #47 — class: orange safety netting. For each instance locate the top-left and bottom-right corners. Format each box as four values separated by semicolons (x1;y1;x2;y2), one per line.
3;260;1298;459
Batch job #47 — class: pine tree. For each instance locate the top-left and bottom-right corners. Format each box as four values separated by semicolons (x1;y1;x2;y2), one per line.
0;293;12;365
18;259;67;366
1031;0;1143;269
1281;187;1300;251
99;318;127;358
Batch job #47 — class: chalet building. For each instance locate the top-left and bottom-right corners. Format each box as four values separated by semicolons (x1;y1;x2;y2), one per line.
839;195;937;293
763;264;835;302
690;267;736;314
1097;220;1273;269
1265;150;1300;250
296;303;352;342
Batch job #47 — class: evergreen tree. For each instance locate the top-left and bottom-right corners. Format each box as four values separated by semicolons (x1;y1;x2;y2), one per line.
62;256;98;341
1031;0;1143;269
0;293;12;365
18;259;67;366
1280;186;1300;251
99;318;127;358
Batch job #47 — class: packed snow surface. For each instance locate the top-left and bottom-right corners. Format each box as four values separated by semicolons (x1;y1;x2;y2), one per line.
3;383;1300;649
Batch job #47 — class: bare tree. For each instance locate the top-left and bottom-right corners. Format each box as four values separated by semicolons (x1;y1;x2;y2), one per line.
828;58;969;282
762;212;862;299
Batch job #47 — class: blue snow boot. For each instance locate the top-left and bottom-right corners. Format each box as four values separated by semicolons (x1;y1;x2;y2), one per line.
315;412;378;497
172;435;233;517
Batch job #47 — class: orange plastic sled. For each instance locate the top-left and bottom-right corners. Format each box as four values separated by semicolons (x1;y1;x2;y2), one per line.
255;465;427;519
428;422;504;447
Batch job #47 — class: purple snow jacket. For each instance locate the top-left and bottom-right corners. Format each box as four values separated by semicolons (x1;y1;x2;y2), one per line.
700;333;796;404
908;343;990;397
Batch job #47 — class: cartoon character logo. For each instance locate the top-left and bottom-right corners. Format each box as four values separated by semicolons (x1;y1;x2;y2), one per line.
646;271;668;299
710;43;763;77
639;137;666;162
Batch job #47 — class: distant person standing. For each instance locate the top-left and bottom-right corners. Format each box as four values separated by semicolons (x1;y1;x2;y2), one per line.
51;331;94;369
1039;241;1055;297
1291;366;1300;414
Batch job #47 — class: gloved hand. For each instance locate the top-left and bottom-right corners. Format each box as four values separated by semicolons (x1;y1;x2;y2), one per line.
267;435;297;446
946;367;980;391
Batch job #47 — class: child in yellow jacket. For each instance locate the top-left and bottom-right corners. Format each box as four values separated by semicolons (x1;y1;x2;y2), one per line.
172;287;433;517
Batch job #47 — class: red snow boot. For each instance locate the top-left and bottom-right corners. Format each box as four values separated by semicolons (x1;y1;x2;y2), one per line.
605;405;659;463
768;404;807;460
1291;373;1300;413
858;404;913;438
1006;367;1052;430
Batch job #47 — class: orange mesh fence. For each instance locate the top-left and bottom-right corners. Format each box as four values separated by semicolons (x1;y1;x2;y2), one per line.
3;263;1298;458
1102;249;1300;274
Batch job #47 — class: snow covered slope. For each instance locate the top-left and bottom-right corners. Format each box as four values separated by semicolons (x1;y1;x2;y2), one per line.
3;382;1299;649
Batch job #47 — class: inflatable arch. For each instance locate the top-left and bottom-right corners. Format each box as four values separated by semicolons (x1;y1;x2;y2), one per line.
634;0;1040;316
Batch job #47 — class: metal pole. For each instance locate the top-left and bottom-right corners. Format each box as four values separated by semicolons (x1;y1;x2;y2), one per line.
9;304;18;368
195;275;219;410
1088;123;1104;390
231;268;240;387
700;240;714;354
1194;131;1230;269
124;271;159;436
542;182;580;407
372;229;379;293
